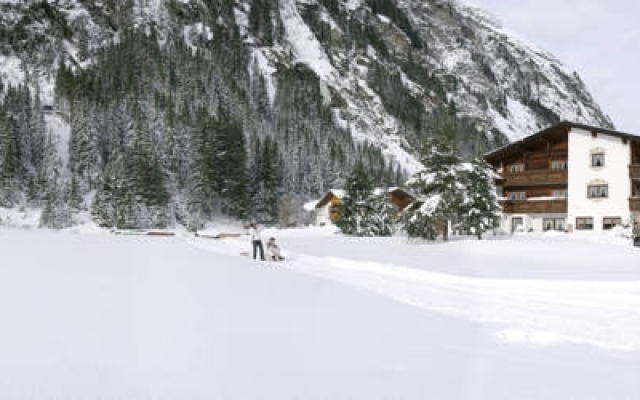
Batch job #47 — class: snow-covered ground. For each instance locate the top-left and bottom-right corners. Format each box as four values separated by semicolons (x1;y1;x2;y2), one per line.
1;222;640;399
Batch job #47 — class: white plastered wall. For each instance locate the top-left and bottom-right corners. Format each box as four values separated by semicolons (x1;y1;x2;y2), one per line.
315;205;331;226
567;128;631;231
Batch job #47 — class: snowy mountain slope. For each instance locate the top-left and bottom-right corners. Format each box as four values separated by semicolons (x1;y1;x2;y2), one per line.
1;227;640;399
0;0;613;170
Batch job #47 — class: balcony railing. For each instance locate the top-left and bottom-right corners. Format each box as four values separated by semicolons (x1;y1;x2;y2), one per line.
499;199;568;214
502;170;568;187
629;164;640;180
630;197;640;211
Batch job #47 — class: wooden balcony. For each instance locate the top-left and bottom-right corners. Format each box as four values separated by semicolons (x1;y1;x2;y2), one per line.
499;199;568;214
502;170;568;187
630;197;640;211
629;164;640;180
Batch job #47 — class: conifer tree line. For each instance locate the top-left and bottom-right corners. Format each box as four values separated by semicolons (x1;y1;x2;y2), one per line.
0;28;404;229
336;111;501;240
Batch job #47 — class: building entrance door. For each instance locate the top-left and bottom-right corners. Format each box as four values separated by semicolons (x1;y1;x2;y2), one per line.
511;217;524;233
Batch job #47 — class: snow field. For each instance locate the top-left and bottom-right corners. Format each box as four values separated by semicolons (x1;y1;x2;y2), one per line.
1;226;640;399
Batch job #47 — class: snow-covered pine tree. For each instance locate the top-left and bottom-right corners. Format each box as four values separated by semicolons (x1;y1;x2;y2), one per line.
335;160;374;236
26;84;48;205
458;156;501;239
39;133;73;229
0;103;22;206
39;162;73;229
186;110;219;222
215;111;248;219
366;189;396;236
248;135;280;223
403;112;463;241
91;160;121;228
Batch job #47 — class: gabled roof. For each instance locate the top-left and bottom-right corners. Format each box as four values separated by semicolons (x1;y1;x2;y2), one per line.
389;187;416;199
315;189;346;209
484;121;640;163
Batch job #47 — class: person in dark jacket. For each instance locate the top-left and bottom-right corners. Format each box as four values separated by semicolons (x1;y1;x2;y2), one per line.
248;223;265;260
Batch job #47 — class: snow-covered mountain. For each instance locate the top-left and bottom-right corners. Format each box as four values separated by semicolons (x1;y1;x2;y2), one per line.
1;0;612;157
0;0;614;227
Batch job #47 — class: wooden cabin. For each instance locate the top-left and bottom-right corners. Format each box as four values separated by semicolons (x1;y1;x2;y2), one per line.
314;189;345;225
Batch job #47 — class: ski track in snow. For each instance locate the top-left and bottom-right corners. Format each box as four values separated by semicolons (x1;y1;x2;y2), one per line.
186;235;640;353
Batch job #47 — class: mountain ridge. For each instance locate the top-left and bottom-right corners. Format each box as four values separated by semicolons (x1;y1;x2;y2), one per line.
0;0;615;227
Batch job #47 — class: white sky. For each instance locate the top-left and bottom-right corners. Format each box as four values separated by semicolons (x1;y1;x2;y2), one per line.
462;0;640;133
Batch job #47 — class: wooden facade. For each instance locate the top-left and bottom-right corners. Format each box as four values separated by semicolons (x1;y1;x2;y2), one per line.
499;199;568;214
502;170;568;187
487;124;570;215
629;165;640;181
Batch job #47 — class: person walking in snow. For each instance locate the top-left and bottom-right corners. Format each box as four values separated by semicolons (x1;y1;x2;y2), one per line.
266;237;285;261
248;222;265;261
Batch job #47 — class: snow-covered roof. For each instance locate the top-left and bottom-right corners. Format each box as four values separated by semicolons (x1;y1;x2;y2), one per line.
485;121;640;163
314;189;346;209
303;200;318;212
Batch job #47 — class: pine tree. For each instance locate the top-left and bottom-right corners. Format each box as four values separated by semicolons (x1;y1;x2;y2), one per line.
39;158;73;229
91;161;120;228
0;108;22;206
403;112;463;241
248;135;280;223
335;160;374;236
458;156;501;239
216;112;248;219
366;190;396;236
68;101;101;193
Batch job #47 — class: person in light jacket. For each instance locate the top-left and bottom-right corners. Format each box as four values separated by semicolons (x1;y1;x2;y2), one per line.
248;223;265;260
266;237;285;261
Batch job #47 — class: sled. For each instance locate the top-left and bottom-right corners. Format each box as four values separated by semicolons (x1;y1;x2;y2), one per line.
240;251;285;262
268;256;286;262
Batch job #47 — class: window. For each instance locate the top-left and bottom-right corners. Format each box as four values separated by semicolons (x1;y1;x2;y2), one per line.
587;184;608;198
552;189;568;198
509;163;525;173
551;160;568;171
603;217;622;230
591;153;605;167
576;217;594;230
508;191;526;200
543;218;566;231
